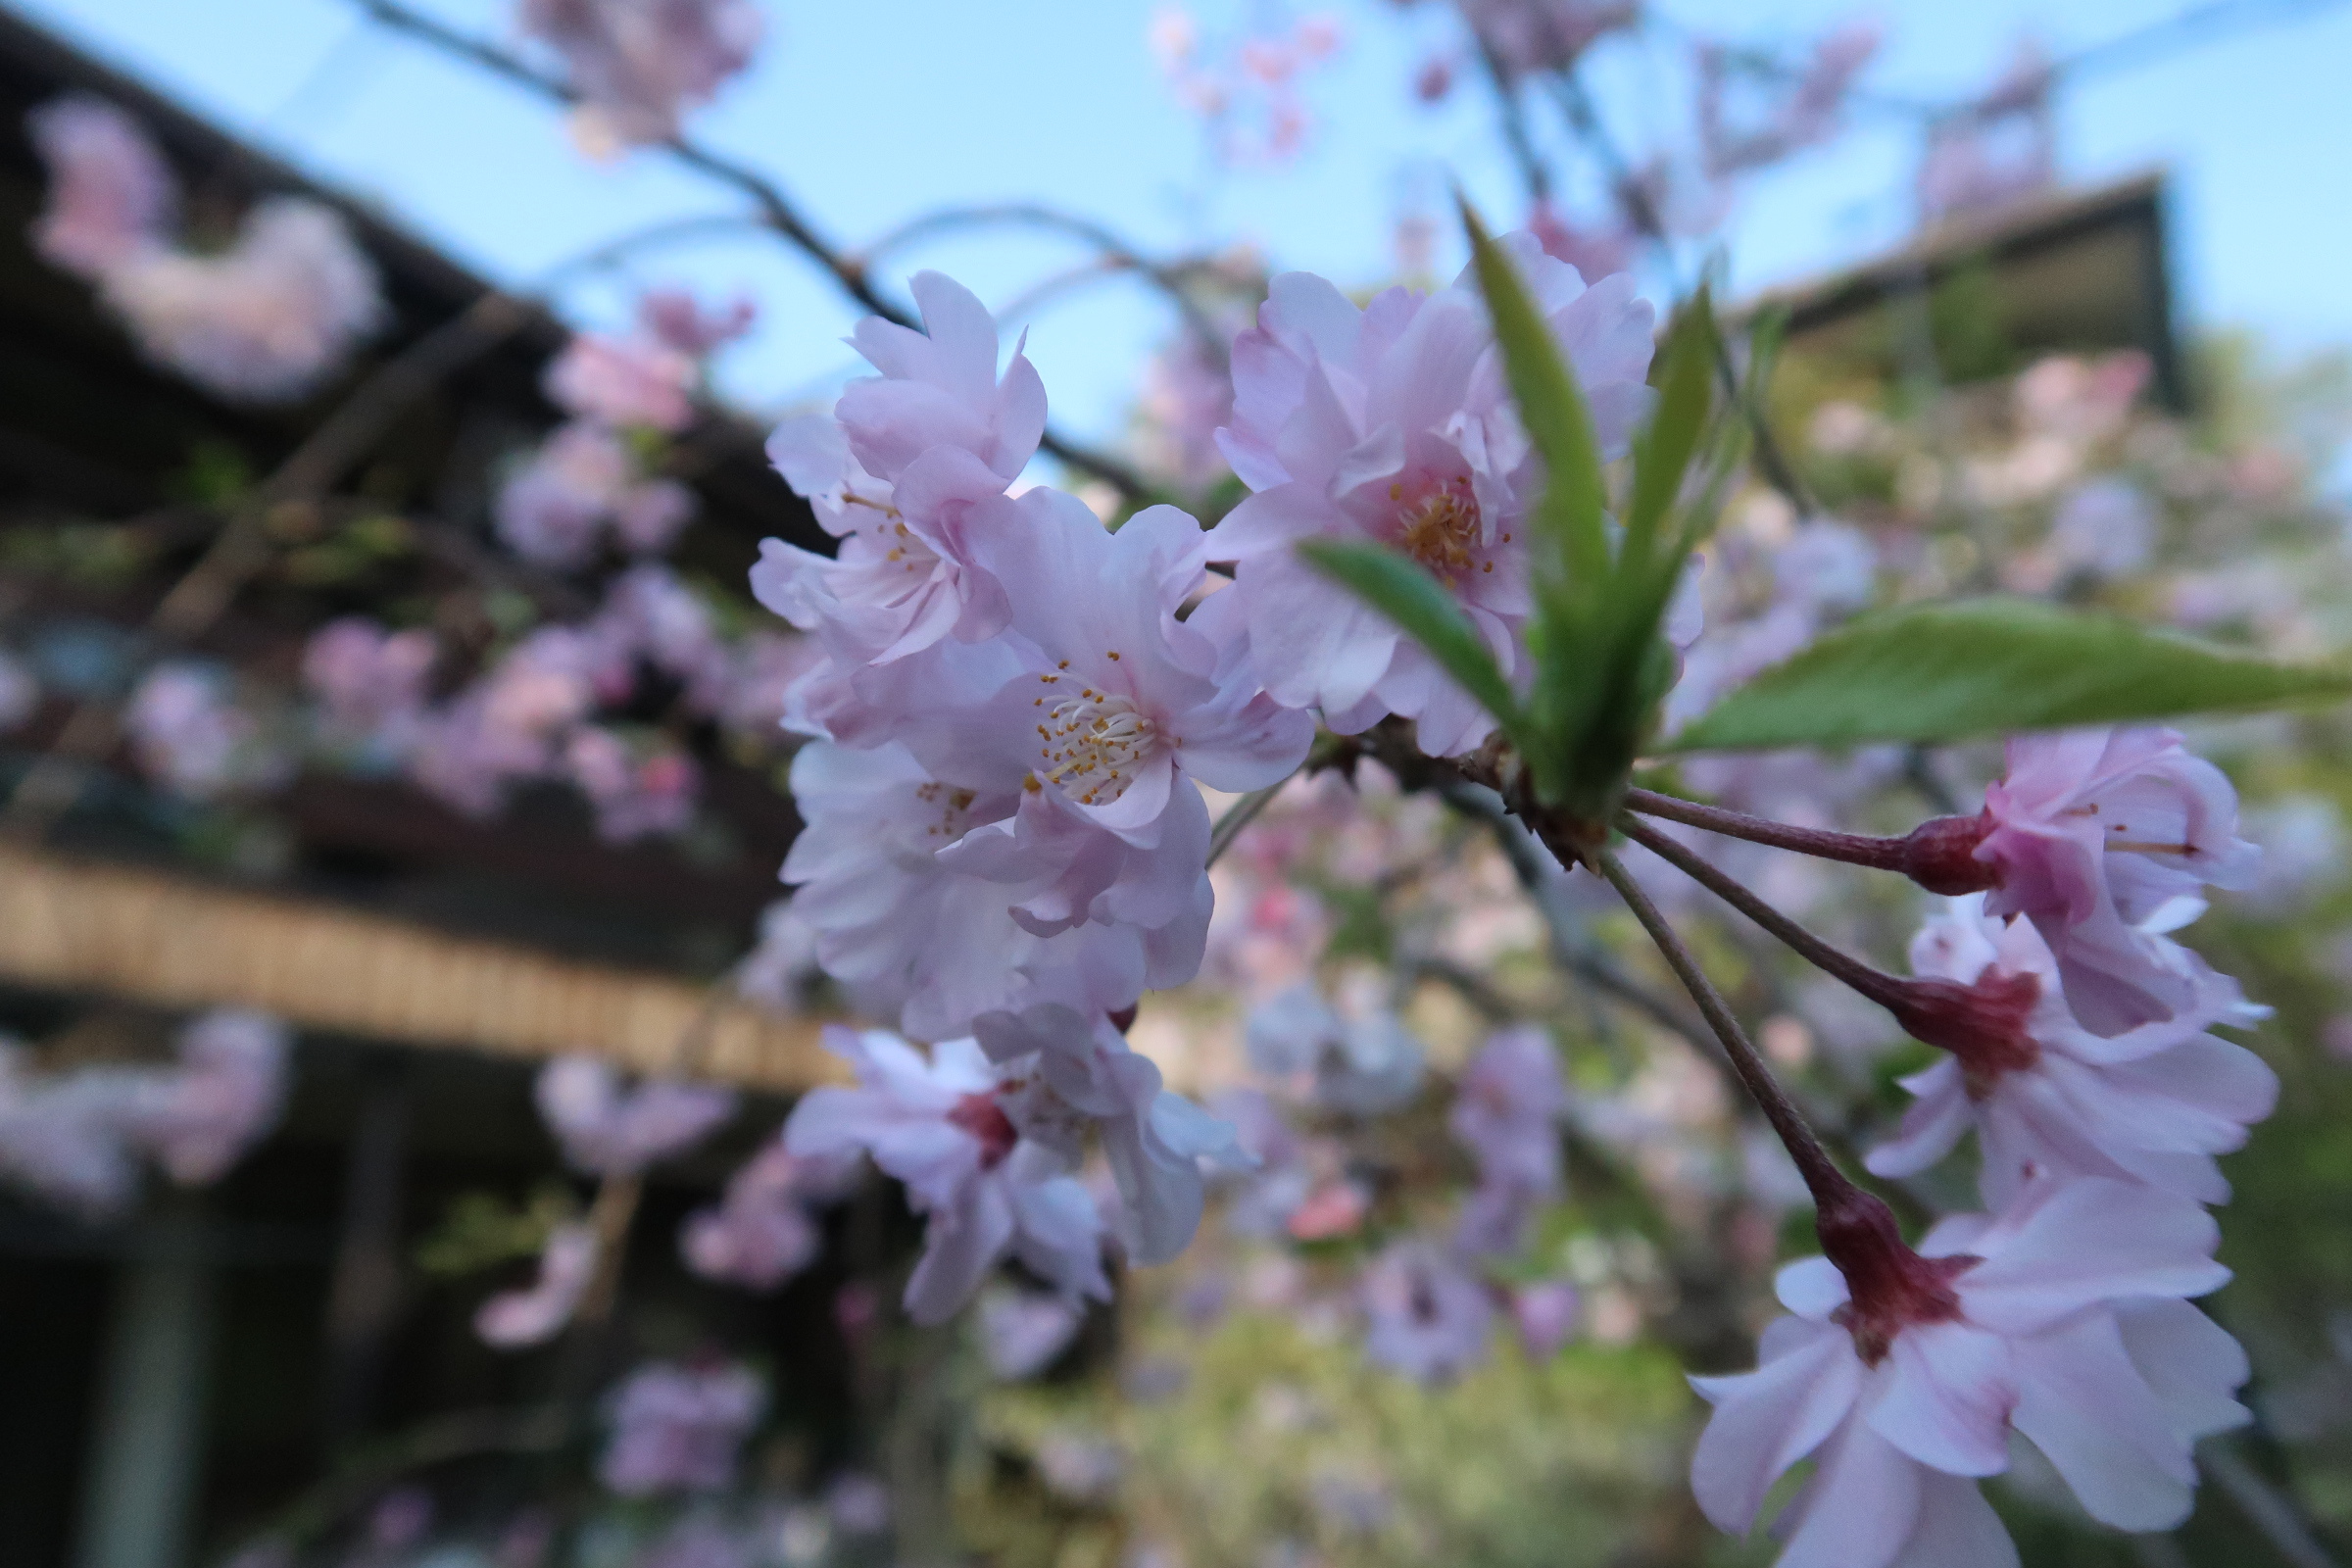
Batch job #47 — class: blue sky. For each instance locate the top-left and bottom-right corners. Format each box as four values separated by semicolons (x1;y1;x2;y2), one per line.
16;0;2352;448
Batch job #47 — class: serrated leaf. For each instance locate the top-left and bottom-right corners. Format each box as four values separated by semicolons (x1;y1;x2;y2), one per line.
1668;598;2352;753
1298;539;1525;741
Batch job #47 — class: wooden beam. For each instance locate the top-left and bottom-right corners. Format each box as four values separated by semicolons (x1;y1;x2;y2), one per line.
0;844;837;1092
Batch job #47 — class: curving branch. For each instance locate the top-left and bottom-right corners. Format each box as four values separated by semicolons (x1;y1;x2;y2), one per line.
349;0;1157;502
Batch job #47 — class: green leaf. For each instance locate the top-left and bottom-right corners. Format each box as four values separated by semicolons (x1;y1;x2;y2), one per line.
1623;288;1717;578
1458;200;1606;599
1668;598;2352;753
1298;539;1525;740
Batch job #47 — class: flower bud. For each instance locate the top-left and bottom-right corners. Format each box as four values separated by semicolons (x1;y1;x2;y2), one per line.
1897;810;1999;895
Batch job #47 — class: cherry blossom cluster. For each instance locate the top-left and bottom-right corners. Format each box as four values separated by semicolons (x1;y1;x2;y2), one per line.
1148;5;1346;166
27;96;383;402
1676;724;2274;1562
518;0;764;156
496;288;753;568
755;244;1662;1320
0;1008;288;1218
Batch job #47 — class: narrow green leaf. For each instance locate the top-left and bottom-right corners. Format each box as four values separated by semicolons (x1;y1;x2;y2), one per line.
1624;288;1717;575
1668;598;2352;753
1298;539;1526;739
1457;199;1606;596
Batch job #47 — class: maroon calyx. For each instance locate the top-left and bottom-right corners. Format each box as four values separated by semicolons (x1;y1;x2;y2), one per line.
947;1093;1019;1168
1886;970;2042;1096
1814;1187;1973;1365
1898;810;2001;896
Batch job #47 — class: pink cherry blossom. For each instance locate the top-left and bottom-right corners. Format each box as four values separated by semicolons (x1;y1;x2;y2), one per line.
563;725;698;842
304;617;436;756
589;564;732;711
475;1222;599;1348
780;739;1201;1042
101;198;383;403
1359;1239;1494;1384
408;626;598;815
783;1027;1111;1322
0;1044;147;1216
124;662;279;799
972;1004;1250;1265
26;95;172;277
755;272;1045;676
638;286;756;356
681;1142;849;1291
126;1009;290;1184
497;420;695;567
1136;326;1238;494
520;0;763;152
1916;41;2056;226
544;331;698;432
1207;233;1654;755
1975;727;2259;1033
597;1359;766;1496
1867;896;2275;1205
534;1055;736;1177
1690;1179;2246;1563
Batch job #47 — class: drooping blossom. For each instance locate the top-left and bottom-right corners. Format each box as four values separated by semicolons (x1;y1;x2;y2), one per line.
408;627;598;815
1694;20;1880;179
495;420;696;567
475;1221;599;1348
304;617;436;758
783;1027;1112;1322
1208;232;1655;756
1359;1239;1494;1384
978;1288;1088;1379
597;1359;766;1496
1973;727;2260;1033
533;1055;736;1177
681;1142;853;1291
972;1004;1252;1265
519;0;764;153
1246;983;1426;1114
125;1009;291;1184
1690;1179;2247;1563
1867;896;2275;1205
1135;325;1238;494
1449;1024;1569;1256
1451;0;1636;79
1207;1086;1316;1238
25;95;172;276
733;901;824;1015
1151;7;1345;165
588;564;733;712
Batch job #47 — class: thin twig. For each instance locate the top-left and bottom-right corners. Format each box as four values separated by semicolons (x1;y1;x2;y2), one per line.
1206;782;1285;869
1624;786;1917;872
350;0;1155;502
1591;845;1849;1204
1617;814;1908;1010
2200;1442;2345;1568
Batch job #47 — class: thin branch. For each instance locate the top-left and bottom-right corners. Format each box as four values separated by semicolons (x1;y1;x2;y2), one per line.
1206;782;1285;869
852;203;1233;368
1624;786;1917;872
1591;845;1849;1205
2200;1441;2344;1568
1617;814;1908;1011
350;0;1155;502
